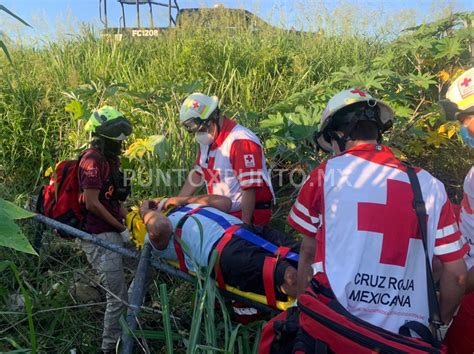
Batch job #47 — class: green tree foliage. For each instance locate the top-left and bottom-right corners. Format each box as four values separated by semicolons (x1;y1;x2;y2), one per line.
259;12;474;201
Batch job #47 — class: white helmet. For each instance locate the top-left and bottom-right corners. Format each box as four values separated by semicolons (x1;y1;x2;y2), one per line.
179;93;219;125
439;68;474;121
315;88;394;152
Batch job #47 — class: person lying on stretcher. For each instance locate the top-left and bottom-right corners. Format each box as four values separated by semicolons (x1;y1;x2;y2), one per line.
139;194;300;301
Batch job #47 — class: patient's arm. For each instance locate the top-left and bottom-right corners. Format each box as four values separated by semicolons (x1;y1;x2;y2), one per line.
165;194;232;213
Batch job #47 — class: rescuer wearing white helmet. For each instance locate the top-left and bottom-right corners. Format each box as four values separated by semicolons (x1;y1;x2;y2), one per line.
314;88;394;153
288;88;467;336
176;92;275;226
439;68;474;353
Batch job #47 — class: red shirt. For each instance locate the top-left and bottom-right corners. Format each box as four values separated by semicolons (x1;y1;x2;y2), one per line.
78;149;123;234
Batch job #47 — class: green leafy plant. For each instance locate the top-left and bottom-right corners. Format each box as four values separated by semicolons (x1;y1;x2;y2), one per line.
0;199;36;255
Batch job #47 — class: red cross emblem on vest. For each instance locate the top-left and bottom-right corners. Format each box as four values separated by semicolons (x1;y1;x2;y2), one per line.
351;89;367;97
358;179;421;267
461;78;472;87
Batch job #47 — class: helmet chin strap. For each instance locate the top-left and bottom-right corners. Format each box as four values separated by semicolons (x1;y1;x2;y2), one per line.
214;119;221;137
210;112;221;139
329;131;350;152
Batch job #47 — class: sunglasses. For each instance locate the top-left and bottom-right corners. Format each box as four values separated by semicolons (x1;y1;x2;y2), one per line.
182;117;211;133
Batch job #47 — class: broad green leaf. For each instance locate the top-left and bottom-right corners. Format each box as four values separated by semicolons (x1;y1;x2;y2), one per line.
456;27;474;42
391;104;414;119
169;81;202;94
406;73;437;89
291;125;315;140
0;199;34;220
264;138;279;149
120;156;134;170
434;37;462;60
64;100;84;120
259;113;284;130
348;73;385;91
76;83;96;96
407;38;432;52
126;90;170;103
148;135;169;161
0;219;37;255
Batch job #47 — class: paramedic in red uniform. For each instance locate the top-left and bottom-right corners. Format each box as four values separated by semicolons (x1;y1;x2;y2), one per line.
289;89;468;335
177;93;275;226
439;68;474;353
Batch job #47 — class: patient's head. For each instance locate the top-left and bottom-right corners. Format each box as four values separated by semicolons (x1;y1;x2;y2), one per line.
146;212;173;250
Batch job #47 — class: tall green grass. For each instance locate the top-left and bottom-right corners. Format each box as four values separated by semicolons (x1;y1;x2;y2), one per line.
0;23;382;200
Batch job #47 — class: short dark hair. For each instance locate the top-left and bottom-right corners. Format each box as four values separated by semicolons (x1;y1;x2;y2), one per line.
349;120;380;141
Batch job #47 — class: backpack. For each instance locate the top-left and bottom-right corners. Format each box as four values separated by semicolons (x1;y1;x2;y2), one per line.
260;306;300;354
259;278;446;354
37;149;106;238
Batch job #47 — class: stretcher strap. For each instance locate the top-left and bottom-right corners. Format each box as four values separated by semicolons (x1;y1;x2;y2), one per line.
187;207;202;215
172;206;299;262
173;207;203;273
263;246;292;308
174;227;188;273
214;225;240;289
275;246;291;259
263;256;277;308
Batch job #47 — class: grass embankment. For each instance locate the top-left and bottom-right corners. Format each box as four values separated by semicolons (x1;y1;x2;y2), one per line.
1;11;473;352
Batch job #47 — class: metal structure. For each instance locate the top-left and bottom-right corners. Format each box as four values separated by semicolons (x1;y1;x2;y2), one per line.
99;0;180;31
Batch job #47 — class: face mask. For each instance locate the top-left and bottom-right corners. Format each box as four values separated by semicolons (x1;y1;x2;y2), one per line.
460;125;474;148
103;138;123;157
195;132;214;145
